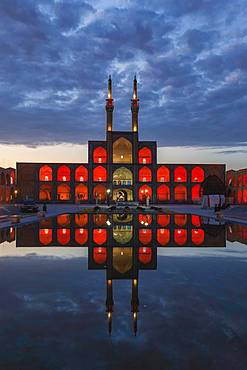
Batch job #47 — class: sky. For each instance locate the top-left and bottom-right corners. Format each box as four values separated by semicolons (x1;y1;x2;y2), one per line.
0;0;247;169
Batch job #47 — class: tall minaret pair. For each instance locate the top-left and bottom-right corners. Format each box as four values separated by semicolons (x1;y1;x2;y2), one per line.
105;75;139;132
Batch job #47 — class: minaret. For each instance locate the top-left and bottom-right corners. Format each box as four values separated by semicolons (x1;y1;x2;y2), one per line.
106;278;114;335
131;75;139;132
131;278;139;335
105;75;114;132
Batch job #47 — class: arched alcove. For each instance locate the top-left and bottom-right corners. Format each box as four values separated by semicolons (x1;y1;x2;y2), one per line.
113;137;132;163
139;166;152;182
138;147;152;164
75;165;88;182
113;167;133;185
39;165;52;181
157;166;170;182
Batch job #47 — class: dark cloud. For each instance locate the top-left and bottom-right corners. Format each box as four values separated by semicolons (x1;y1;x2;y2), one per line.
0;0;246;147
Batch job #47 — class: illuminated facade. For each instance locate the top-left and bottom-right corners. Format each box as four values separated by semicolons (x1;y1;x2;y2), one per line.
226;168;247;205
17;77;225;204
0;167;15;203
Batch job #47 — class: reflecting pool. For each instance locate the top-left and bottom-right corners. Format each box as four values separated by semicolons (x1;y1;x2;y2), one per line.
0;212;247;369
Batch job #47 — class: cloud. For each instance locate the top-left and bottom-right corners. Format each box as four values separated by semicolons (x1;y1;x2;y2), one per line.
0;0;246;147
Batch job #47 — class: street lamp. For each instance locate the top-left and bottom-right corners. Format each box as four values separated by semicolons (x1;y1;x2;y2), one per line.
106;188;111;206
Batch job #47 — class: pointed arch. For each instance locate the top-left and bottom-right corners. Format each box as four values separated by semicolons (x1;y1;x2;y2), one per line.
75;165;88;182
138;185;152;202
138;247;152;264
39;229;52;245
113;167;133;185
192;229;204;245
113;137;132;163
192;184;201;202
157;184;170;201
174;229;187;246
39;165;52;181
174;166;187;182
57;165;70;182
75;229;88;245
75;184;88;201
157;166;170;182
93;247;107;264
139;166;152;182
93;229;107;245
138;147;152;164
57;184;71;201
93;147;107;163
191;167;204;183
39;184;52;201
57;229;70;245
174;185;187;202
157;229;170;246
93;185;107;201
93;166;107;182
139;229;152;245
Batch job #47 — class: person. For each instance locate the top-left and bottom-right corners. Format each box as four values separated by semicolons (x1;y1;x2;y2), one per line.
43;203;47;212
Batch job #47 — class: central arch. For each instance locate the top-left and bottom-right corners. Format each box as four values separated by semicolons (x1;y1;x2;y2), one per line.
113;188;133;202
113;167;133;185
113;137;132;163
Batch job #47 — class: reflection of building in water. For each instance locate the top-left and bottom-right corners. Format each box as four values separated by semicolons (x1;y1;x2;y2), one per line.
227;223;247;245
15;213;226;248
16;76;225;205
0;227;15;243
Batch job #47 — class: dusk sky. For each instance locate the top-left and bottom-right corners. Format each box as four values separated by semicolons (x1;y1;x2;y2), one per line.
0;0;246;169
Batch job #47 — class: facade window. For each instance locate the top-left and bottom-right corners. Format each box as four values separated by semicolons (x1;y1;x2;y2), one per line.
93;185;107;201
191;167;204;183
39;229;52;245
157;166;170;182
157;215;170;227
113;167;133;185
39;184;52;201
192;184;201;202
93;229;107;245
93;213;108;226
174;185;187;201
139;214;152;226
93;147;107;163
174;166;187;182
75;229;88;245
157;184;170;201
138;185;152;202
138;247;152;264
39;165;52;181
57;228;70;245
139;166;152;182
75;165;88;182
192;229;204;245
174;229;187;246
138;147;152;164
57;214;71;226
93;247;107;264
113;137;132;163
75;213;88;227
174;214;187;227
139;229;152;245
75;184;88;201
192;215;201;227
57;184;71;201
93;166;107;182
157;229;170;246
57;165;70;182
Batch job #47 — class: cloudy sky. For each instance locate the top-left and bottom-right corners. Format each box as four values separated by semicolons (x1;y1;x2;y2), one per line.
0;0;246;169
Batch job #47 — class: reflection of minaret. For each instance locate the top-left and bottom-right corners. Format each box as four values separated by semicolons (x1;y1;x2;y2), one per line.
106;278;114;335
105;75;114;132
131;75;139;132
131;277;139;336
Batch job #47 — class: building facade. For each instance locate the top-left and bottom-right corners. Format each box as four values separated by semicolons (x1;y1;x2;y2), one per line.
226;168;247;205
17;77;225;204
0;167;15;203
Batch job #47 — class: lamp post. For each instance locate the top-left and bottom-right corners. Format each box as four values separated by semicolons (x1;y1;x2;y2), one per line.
14;189;18;203
106;188;111;206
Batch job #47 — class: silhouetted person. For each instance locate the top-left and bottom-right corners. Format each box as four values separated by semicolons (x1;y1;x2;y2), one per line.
43;203;47;212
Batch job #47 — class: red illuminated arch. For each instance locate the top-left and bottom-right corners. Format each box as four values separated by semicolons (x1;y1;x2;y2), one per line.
57;165;70;182
75;184;88;201
138;185;152;202
139;166;152;182
39;165;52;181
138;147;152;164
93;185;107;201
93;213;108;226
93;247;107;264
75;229;88;245
57;184;71;201
39;229;52;245
157;229;170;246
57;229;70;245
174;229;187;246
192;229;204;245
57;214;71;226
93;166;107;182
174;185;187;201
138;247;152;264
192;215;201;227
157;215;170;227
157;166;170;182
93;229;107;245
93;147;107;163
10;170;15;185
139;229;152;245
192;185;201;202
191;167;204;182
75;165;88;182
39;184;52;201
243;189;247;204
174;214;187;227
138;214;152;226
174;166;187;182
157;184;170;201
75;213;88;227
